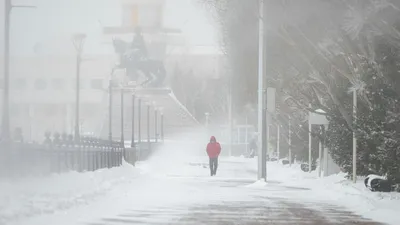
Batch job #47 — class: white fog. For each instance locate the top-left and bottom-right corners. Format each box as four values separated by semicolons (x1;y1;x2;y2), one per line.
0;0;400;224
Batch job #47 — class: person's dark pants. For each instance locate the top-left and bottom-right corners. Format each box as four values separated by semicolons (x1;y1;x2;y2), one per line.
209;157;218;176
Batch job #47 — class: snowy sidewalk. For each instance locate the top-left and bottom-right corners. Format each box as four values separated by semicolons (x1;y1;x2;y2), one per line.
2;144;399;225
87;169;383;225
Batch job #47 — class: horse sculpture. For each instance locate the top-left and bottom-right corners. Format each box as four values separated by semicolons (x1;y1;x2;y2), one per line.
112;36;166;87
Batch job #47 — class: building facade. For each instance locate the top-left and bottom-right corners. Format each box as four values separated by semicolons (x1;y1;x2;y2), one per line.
0;0;224;142
1;0;169;142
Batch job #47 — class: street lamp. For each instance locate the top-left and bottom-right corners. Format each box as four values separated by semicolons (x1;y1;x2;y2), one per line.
352;89;357;183
257;0;267;180
288;116;292;166
108;78;113;142
205;112;210;128
160;111;164;143
154;106;158;143
146;101;151;151
71;33;87;142
131;93;136;148
1;0;35;142
120;87;124;146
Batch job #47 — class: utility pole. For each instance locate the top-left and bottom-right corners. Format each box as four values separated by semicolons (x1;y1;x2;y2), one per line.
1;0;34;142
257;0;267;180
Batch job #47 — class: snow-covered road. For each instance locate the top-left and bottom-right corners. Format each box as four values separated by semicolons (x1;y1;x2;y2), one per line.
3;157;392;225
2;133;399;225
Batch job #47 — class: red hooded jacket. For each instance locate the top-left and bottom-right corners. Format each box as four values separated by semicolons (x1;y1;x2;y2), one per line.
206;136;221;158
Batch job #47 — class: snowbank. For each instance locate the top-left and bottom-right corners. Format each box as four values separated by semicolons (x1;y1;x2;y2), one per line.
0;162;140;225
261;161;400;225
246;179;268;188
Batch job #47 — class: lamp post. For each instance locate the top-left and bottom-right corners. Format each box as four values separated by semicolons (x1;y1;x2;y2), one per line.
120;87;124;146
160;111;164;143
146;102;151;151
277;124;280;162
1;0;35;142
205;112;210;128
131;94;135;148
352;89;357;183
308;110;312;173
108;78;113;142
288;116;292;166
154;107;158;143
138;98;142;146
71;33;87;142
257;0;267;180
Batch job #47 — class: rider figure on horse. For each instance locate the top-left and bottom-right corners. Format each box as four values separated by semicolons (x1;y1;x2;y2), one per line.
112;26;166;87
131;27;148;60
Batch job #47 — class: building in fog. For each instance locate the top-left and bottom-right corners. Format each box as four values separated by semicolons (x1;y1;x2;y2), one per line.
0;0;223;142
1;0;169;142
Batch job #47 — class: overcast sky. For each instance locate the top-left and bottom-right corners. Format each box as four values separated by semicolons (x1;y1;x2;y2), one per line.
0;0;217;56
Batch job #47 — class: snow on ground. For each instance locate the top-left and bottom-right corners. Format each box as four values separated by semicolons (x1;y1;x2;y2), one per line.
245;179;268;188
242;159;400;225
2;129;400;225
0;162;142;225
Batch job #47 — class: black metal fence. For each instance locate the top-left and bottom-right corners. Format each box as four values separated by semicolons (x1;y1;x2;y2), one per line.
0;134;135;178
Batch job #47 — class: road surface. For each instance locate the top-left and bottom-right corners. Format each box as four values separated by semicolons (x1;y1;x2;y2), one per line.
84;160;384;225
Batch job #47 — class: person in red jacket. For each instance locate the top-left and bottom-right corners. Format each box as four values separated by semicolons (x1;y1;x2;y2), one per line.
206;136;221;176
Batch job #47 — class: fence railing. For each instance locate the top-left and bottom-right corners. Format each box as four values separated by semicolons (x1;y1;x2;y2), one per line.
0;135;134;178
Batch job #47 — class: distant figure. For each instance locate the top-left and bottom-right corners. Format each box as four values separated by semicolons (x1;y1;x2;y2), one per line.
206;136;221;176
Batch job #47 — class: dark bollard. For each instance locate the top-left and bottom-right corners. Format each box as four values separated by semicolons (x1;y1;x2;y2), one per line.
301;163;316;172
365;175;393;192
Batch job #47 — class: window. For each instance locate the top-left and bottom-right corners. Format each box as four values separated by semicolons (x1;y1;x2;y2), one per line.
13;78;27;90
52;78;65;90
34;79;47;90
71;79;87;89
90;79;103;90
10;104;20;116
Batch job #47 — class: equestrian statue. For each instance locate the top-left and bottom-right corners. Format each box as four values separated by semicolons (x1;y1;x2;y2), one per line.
112;27;166;87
